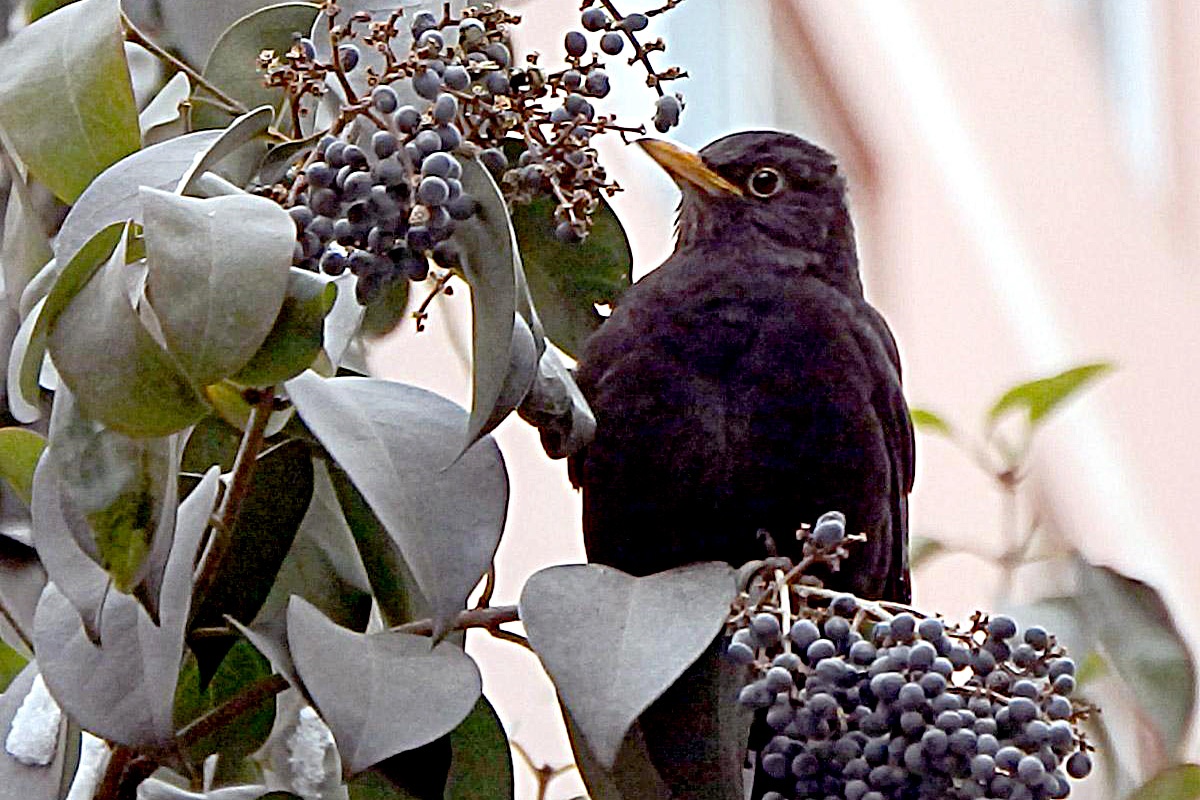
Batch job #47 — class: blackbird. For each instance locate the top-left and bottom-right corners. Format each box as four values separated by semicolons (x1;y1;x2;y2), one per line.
568;130;914;797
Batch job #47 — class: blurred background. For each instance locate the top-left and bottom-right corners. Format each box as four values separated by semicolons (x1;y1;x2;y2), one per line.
365;1;1200;797
2;0;1185;796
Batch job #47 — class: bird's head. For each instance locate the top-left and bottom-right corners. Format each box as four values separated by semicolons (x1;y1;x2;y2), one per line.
638;130;860;290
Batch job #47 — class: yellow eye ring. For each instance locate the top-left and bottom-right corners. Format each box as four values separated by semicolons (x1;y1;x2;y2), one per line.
747;167;783;198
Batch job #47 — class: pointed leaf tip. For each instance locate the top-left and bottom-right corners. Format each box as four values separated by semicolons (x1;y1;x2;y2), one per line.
286;596;481;775
987;362;1114;429
519;562;736;768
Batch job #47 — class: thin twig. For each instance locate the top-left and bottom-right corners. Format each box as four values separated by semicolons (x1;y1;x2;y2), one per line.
476;567;498;609
94;745;135;800
393;604;520;636
120;11;249;116
176;673;291;748
596;0;667;95
191;389;277;614
487;627;534;650
511;740;576;800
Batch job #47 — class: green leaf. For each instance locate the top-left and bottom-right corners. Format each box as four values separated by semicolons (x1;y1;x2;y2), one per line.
233;269;337;386
287;374;508;634
1129;764;1200;800
511;193;632;358
0;429;45;506
181;415;243;475
191;3;321;133
203;382;294;437
455;158;518;450
908;535;946;571
327;463;425;628
563;705;671;800
26;0;79;22
287;596;482;776
48;225;211;437
188;440;313;682
43;387;178;596
360;277;411;339
909;408;954;437
8;223;125;425
519;562;737;769
476;314;538;440
986;362;1114;429
33;468;219;747
0;639;28;692
1076;649;1108;686
445;696;513;800
142;188;295;386
30;454;112;643
174;639;276;777
0;535;45;657
54;130;223;269
0;156;53;311
176;106;276;197
248;457;373;644
1076;560;1195;757
0;0;139;201
139;71;191;144
255;132;322;187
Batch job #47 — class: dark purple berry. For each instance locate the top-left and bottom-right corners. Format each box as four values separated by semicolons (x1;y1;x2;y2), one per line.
484;42;510;68
412;67;442;100
585;69;610;97
564;31;587;58
443;64;470;90
337;44;360;71
484;71;510;95
394;105;421;132
581;8;609;31
599;32;624;55
371;85;398;113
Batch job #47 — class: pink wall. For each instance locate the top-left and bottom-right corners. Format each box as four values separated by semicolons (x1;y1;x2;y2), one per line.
370;2;1200;795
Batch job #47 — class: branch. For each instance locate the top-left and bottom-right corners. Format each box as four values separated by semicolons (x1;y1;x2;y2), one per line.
191;388;276;614
393;604;521;637
93;746;156;800
175;673;291;748
120;11;249;116
596;0;668;95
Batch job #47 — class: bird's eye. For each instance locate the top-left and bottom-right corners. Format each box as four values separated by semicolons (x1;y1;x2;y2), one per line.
747;167;783;198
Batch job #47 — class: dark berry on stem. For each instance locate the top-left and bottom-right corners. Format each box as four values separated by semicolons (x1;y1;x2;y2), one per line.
433;94;457;124
585;69;610;97
447;194;477;221
987;615;1018;640
437;124;462;151
484;42;511;68
371;85;398;113
337;44;360;71
395;105;421;132
443;64;470;91
413;67;442;100
581;7;609;31
411;10;437;38
620;12;649;31
564;30;587;58
600;32;624;55
484;71;510;95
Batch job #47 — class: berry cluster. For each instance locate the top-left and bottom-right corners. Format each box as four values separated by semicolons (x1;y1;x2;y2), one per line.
728;514;1094;800
264;1;692;296
288;119;474;305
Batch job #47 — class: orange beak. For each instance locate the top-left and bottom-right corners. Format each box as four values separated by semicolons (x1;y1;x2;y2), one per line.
636;138;742;196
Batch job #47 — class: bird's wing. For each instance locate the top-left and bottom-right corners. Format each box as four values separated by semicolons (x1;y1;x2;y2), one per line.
853;302;914;602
